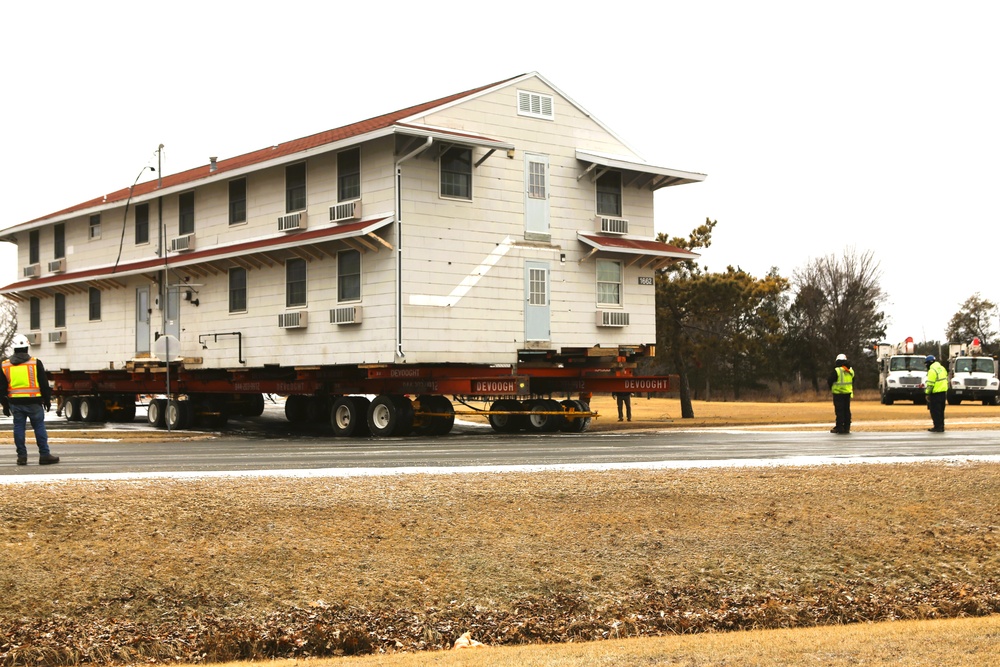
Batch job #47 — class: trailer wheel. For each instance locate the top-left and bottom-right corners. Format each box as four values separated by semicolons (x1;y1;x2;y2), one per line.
415;395;455;436
560;399;591;433
367;395;414;437
331;396;370;437
526;399;566;433
166;399;192;430
237;393;266;417
64;396;82;422
488;399;524;433
147;398;167;428
80;396;105;423
284;395;309;423
108;395;137;423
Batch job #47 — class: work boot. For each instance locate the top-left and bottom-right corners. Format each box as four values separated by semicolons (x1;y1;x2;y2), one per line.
39;454;60;465
927;427;944;433
829;427;842;433
17;457;27;466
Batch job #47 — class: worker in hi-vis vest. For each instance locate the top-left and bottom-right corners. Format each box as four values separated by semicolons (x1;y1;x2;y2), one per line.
1;334;59;466
828;353;854;434
924;354;949;432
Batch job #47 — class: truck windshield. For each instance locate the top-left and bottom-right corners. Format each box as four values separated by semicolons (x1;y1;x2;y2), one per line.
889;356;925;372
954;358;995;374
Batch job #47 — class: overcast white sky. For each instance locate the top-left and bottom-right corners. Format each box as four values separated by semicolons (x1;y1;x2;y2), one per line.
2;1;997;345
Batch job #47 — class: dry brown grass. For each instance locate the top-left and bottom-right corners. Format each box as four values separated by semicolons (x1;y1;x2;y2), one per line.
3;461;1000;665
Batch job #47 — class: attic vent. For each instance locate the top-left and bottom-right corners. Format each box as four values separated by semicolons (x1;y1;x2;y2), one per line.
48;330;67;344
48;258;66;274
517;90;554;120
329;199;361;223
596;310;630;327
278;311;308;329
23;264;40;279
597;215;629;235
330;305;362;325
170;234;195;252
278;211;307;232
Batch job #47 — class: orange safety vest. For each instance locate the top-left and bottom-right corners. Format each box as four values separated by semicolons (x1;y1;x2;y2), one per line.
2;358;42;399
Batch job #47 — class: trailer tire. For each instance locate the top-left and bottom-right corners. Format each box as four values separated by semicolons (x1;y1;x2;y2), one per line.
526;399;566;433
80;396;105;423
166;399;192;430
284;395;309;423
240;393;266;417
415;395;454;436
332;396;370;437
367;395;414;437
560;399;591;433
488;399;524;433
64;396;82;422
147;398;167;428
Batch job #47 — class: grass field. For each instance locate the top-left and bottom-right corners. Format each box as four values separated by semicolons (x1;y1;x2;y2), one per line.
3;397;1000;666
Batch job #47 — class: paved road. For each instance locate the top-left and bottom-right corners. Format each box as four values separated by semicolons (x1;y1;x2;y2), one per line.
4;420;1000;480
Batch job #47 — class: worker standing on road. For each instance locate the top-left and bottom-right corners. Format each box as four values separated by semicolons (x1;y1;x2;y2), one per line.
1;334;59;466
613;392;632;422
925;354;948;432
828;353;854;434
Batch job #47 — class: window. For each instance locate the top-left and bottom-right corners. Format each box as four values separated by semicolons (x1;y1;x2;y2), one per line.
285;258;306;307
286;162;306;213
89;214;102;240
597;259;623;306
29;297;40;330
89;287;101;321
338;249;361;302
29;230;39;264
179;192;195;235
517;90;555;120
338;149;360;202
229;178;247;225
229;267;247;313
528;267;548;306
527;159;546;199
440;146;472;199
54;223;65;258
134;203;149;245
54;293;66;328
596;171;622;217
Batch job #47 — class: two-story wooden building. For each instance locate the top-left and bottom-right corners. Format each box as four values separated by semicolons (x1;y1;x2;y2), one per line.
0;72;705;435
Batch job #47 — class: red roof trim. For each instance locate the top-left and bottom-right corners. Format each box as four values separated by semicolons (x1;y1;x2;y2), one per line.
0;216;393;294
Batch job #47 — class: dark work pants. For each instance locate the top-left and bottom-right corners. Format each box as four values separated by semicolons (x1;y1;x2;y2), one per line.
927;392;946;430
832;393;851;432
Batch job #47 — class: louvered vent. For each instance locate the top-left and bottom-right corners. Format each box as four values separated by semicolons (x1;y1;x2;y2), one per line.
517;90;554;119
330;305;362;325
329;199;361;223
278;311;308;329
596;310;630;327
597;215;629;235
278;211;307;232
170;234;195;252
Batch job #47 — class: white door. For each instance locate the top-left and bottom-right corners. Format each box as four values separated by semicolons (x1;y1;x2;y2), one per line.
524;153;549;236
525;261;550;342
135;286;150;355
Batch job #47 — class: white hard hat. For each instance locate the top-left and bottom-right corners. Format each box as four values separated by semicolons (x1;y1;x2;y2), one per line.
11;333;30;350
836;353;847;361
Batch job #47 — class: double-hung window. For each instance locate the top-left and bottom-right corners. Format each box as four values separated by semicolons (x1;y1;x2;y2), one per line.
286;163;306;213
285;258;307;307
440;146;472;199
134;204;149;245
229;178;247;225
54;223;66;258
338;249;361;302
338;149;360;202
29;297;40;330
597;259;623;306
54;293;66;328
179;192;195;235
89;287;102;321
89;214;102;240
229;267;247;313
596;171;622;217
29;230;39;265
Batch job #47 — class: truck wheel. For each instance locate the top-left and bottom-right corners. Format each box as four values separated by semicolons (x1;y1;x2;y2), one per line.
488;400;524;433
64;396;82;422
526;399;567;433
948;396;962;406
332;396;370;437
913;395;926;406
284;395;309;423
881;392;894;405
367;395;414;437
165;399;192;430
560;399;591;433
80;396;105;423
414;395;455;435
147;398;167;428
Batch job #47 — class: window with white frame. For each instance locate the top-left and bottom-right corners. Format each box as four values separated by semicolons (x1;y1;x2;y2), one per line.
178;192;195;236
440;146;472;199
338;148;360;202
596;171;622;217
229;267;247;313
285;258;307;308
229;178;247;225
54;223;66;258
29;297;40;330
597;259;623;306
286;162;306;213
29;230;39;264
134;204;149;245
338;249;361;302
89;214;102;240
54;293;65;328
89;287;102;321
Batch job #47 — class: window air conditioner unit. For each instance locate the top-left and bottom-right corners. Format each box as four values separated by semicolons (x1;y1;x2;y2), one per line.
330;305;362;325
25;333;42;346
48;330;67;344
278;211;307;232
596;310;630;327
597;215;629;235
48;258;66;274
170;234;195;252
278;311;308;329
23;264;40;278
329;199;361;223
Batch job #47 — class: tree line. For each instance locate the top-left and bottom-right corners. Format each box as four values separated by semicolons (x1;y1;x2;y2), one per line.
643;219;999;417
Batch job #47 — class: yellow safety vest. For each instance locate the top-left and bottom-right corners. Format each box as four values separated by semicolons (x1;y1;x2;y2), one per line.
2;358;42;399
926;361;949;394
832;366;854;396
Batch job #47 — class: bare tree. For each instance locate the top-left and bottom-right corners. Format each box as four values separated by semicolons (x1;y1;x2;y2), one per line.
0;297;18;360
946;293;998;346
